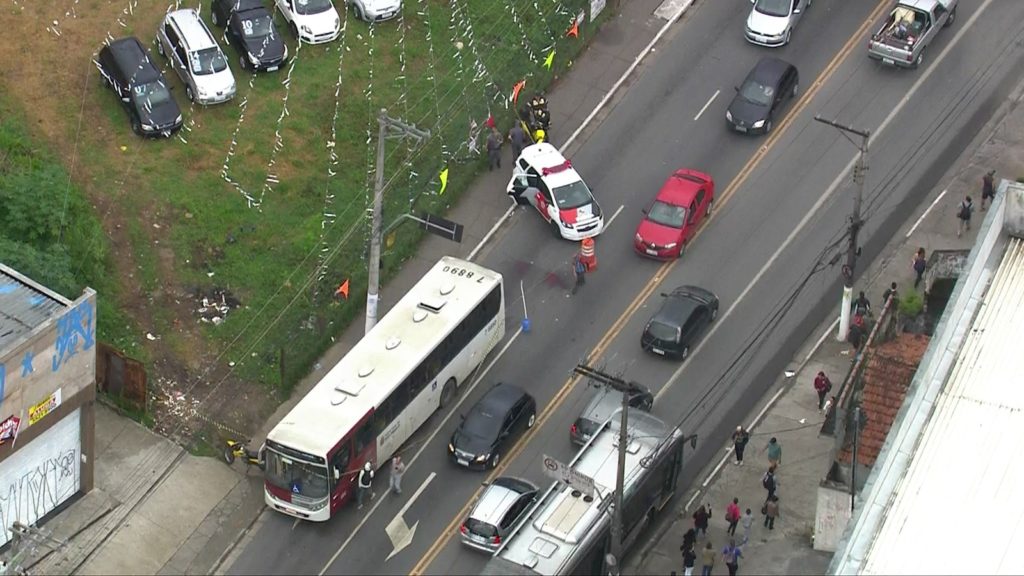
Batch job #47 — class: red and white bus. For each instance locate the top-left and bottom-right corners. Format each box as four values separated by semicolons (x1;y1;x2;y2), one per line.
263;256;506;521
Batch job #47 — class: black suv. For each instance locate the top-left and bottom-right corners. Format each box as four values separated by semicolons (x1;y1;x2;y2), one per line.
449;383;537;470
641;285;719;360
725;56;799;135
210;0;288;72
96;37;183;137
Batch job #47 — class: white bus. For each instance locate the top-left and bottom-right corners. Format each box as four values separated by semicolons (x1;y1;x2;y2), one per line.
263;256;505;521
483;410;685;576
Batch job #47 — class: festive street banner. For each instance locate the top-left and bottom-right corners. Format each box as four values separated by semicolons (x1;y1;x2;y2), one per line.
439;166;450;195
512;80;526;106
567;16;580;38
335;279;350;300
544;50;556;70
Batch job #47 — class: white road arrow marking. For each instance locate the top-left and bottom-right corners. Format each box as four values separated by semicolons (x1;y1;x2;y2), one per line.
385;472;435;561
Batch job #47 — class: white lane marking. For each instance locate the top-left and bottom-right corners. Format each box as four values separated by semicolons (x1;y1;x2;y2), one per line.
906;188;947;238
655;0;994;404
468;0;694;262
384;472;437;562
606;204;626;228
694;89;720;121
317;329;522;575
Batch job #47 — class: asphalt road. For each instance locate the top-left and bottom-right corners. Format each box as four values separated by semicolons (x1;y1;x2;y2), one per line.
228;0;1024;574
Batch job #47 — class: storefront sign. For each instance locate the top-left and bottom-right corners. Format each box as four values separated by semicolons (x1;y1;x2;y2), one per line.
0;415;20;445
29;389;62;425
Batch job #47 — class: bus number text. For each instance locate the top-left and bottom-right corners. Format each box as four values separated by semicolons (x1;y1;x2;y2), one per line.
442;265;485;282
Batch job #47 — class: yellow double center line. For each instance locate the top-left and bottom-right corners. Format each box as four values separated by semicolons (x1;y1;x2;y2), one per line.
409;2;888;573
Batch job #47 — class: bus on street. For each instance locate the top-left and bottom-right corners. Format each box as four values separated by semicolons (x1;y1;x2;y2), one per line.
263;256;505;521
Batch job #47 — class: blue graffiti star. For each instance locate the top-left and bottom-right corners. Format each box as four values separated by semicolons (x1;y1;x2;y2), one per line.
21;350;34;377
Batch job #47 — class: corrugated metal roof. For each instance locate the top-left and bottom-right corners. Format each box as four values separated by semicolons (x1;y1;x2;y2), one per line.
0;264;69;352
861;238;1024;574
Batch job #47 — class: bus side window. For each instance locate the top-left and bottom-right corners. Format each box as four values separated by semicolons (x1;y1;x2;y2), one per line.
330;442;351;481
374;398;392;434
354;420;374;456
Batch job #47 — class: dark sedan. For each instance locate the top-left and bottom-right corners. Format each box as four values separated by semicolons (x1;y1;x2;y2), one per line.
211;0;288;72
449;383;536;470
641;286;719;360
725;56;799;135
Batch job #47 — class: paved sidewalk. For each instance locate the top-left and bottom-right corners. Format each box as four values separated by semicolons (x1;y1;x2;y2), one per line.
627;72;1024;576
19;2;697;575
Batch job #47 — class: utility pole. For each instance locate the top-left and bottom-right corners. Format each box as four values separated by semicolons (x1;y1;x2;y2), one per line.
814;115;870;342
573;364;644;576
365;108;430;334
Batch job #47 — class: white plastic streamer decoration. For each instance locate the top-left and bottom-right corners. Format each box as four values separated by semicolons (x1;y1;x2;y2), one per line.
502;0;538;64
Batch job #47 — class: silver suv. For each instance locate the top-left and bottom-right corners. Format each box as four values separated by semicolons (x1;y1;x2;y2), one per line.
569;382;653;447
156;9;237;105
459;477;538;552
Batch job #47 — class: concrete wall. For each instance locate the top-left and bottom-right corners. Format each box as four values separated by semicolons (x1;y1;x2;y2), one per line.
1002;180;1024;238
815;482;853;552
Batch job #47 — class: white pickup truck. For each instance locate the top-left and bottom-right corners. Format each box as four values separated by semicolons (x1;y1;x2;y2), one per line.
867;0;957;69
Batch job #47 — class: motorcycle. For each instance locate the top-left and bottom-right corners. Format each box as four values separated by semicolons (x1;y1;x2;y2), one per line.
518;93;551;144
223;439;266;472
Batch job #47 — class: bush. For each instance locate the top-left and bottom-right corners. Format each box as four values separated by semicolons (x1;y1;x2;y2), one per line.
899;290;924;318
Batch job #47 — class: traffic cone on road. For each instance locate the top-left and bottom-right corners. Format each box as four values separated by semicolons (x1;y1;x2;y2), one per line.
580;237;596;271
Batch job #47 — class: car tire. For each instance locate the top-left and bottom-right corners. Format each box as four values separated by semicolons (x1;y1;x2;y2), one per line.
944;7;955;27
131;116;143;136
550;220;561;239
680;345;690;360
490;452;501;469
355;4;366;21
527;412;536;428
764;119;773;134
156;37;165;56
676;242;687;259
705;199;713;218
439;378;457;409
290;22;300;40
186;85;196;103
240;55;249;71
211;8;221;27
792;82;799;98
783;29;792;46
913;51;924;69
711;306;718;321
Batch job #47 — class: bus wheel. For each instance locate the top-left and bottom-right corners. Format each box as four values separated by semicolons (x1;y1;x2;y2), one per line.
439;378;457;409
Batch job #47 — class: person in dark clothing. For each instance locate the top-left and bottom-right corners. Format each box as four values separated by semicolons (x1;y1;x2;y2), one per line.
486;128;502;171
957;196;974;237
571;252;586;295
508;123;527;161
681;528;697;553
763;496;779;530
882;282;899;306
981;170;995;211
761;466;778;500
682;545;697;576
721;539;742;576
913;248;927;288
693;504;711;540
732;426;750;466
852;291;871;317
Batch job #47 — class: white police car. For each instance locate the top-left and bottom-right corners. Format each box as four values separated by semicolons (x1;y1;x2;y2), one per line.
505;143;604;241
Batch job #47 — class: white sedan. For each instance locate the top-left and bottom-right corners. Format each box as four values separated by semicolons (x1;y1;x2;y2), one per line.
744;0;811;47
275;0;341;44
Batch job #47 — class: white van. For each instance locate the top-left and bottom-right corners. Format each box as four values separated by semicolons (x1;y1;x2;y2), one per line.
156;9;237;105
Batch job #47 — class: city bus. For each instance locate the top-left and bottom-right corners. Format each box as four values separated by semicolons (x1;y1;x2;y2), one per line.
263;256;505;521
482;410;686;575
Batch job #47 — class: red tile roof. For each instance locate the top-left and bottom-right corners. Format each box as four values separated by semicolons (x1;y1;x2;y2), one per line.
839;334;931;467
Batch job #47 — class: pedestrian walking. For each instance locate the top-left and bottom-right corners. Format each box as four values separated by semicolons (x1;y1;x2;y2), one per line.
956;195;974;237
726;498;741;536
814;371;832;411
389;455;406;495
913;248;927;288
700;541;715;576
508;122;527;161
849;312;866;353
740;508;754;545
682;544;697;576
571;252;587;295
852;291;872;317
763;437;782;467
721;539;743;576
763;495;780;530
761;465;778;500
693;504;711;540
486;127;502;171
981;169;996;211
357;461;375;510
882;281;899;306
681;528;697;553
732;426;750;466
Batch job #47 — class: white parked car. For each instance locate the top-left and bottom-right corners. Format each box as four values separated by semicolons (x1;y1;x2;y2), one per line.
744;0;811;47
275;0;341;44
156;9;236;105
349;0;402;22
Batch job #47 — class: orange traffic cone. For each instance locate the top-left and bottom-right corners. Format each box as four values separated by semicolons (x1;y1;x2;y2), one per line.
580;237;596;271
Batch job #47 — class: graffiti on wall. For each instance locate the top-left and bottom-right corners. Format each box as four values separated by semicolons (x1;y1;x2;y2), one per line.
0;448;79;546
52;298;96;373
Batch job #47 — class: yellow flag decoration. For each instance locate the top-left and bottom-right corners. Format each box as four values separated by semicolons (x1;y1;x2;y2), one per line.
439;166;450;195
544;49;555;70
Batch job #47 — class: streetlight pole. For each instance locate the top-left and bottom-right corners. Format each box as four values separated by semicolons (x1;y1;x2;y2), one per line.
365;108;430;334
813;115;870;342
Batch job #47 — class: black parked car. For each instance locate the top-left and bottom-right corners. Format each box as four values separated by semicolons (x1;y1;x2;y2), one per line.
641;285;719;360
96;37;183;137
725;56;799;135
211;0;288;72
449;383;537;470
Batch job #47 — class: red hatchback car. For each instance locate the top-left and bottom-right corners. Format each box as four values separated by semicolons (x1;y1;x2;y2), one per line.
634;169;715;260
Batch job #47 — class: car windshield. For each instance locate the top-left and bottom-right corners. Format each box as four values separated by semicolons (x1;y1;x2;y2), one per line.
132;80;173;109
264;449;330;499
295;0;334;15
754;0;790;17
739;79;774;107
647;200;686;228
463;405;503;441
240;14;274;38
647;320;679;342
190;47;228;75
465;518;498;538
551;180;593;210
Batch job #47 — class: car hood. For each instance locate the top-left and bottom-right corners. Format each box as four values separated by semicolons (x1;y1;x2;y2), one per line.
452;429;493;455
727;94;769;126
559;202;598;225
241;34;287;62
363;0;401;10
296;8;340;31
636;217;681;246
746;8;790;36
139;97;182;129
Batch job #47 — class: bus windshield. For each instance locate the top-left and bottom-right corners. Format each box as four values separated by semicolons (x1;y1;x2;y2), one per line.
265;450;329;499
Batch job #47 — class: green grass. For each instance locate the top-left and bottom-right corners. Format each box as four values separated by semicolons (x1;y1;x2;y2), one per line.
10;0;611;395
